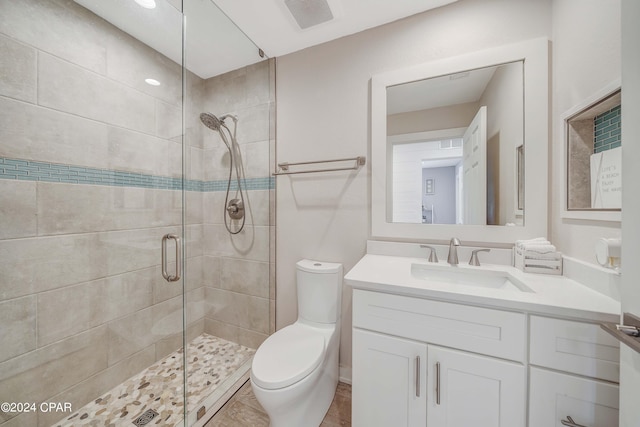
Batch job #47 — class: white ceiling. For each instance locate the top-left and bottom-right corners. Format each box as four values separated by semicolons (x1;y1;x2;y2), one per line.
75;0;261;79
75;0;458;79
387;66;497;115
214;0;459;59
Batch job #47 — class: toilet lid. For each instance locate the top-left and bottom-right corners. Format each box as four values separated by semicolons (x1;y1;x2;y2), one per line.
251;324;326;390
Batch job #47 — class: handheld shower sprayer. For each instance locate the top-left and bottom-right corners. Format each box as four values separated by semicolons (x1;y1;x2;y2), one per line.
199;112;246;234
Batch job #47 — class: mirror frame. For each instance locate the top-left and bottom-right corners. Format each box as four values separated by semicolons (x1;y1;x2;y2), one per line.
371;38;549;244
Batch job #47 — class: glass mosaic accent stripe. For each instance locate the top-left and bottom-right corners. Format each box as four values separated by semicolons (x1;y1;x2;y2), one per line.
594;104;621;153
0;157;275;191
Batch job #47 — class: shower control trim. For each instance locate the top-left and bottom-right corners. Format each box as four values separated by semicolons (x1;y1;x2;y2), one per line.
227;199;245;220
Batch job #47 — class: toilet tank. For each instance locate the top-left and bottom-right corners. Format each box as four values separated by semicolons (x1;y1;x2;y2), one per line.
296;259;343;324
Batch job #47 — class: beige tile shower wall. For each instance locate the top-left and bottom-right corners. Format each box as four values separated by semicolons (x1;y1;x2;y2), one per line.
0;0;186;174
185;71;207;304
0;1;205;426
202;60;275;349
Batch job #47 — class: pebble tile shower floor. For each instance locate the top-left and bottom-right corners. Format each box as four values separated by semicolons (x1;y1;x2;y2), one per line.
54;333;255;427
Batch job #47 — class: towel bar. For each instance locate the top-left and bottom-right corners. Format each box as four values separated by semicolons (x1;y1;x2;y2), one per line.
273;156;366;175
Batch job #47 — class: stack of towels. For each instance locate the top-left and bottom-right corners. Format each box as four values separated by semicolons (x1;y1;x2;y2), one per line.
514;238;563;274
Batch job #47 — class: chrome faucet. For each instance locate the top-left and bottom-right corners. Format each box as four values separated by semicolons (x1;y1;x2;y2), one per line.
419;245;438;263
447;238;461;265
469;248;491;266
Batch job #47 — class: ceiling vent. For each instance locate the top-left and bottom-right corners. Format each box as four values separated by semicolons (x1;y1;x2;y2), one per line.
284;0;334;29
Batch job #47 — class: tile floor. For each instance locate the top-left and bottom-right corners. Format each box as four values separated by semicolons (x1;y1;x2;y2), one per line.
204;381;352;427
54;334;254;427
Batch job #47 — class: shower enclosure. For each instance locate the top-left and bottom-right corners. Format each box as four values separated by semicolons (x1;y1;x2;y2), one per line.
0;0;274;426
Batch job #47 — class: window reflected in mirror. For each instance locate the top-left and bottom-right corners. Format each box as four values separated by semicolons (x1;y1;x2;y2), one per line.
386;61;524;226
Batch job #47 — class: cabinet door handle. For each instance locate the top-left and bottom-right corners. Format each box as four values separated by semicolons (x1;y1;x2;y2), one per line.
415;356;421;397
435;362;441;405
161;234;181;282
561;416;588;427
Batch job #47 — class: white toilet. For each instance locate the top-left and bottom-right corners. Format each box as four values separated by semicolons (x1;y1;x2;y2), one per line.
250;259;343;427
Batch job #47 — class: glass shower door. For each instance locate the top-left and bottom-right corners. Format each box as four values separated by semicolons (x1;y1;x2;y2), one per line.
0;0;188;425
1;0;273;425
181;0;274;425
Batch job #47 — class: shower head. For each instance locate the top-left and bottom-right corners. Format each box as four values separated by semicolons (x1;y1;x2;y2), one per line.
200;112;236;153
219;114;238;123
200;113;238;132
200;112;224;131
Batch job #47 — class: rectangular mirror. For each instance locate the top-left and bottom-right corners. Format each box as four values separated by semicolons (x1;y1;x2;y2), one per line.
371;38;549;244
387;61;524;226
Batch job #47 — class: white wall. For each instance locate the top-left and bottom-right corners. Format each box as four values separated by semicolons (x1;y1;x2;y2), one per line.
391;140;462;223
423;166;457;224
550;0;622;261
276;0;552;376
388;101;478;136
479;62;523;225
392;142;425;223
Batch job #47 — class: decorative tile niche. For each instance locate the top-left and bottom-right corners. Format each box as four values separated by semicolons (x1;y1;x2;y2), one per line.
594;105;622;153
566;89;621;210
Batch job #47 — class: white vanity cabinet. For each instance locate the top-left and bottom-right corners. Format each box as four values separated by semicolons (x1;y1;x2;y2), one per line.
352;289;527;427
529;367;619;427
351;289;620;427
352;329;525;427
528;316;621;427
426;346;525;426
352;329;427;427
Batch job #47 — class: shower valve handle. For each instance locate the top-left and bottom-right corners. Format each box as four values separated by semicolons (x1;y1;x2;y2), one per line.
226;199;245;220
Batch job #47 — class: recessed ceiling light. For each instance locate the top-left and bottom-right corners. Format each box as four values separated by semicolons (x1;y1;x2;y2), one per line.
134;0;156;9
145;78;161;86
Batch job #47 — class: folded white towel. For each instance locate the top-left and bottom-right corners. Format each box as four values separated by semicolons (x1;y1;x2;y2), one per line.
524;241;552;246
522;244;557;254
515;238;550;249
522;250;561;260
516;237;548;244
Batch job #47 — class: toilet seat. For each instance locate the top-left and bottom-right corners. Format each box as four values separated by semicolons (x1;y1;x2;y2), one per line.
251;324;326;390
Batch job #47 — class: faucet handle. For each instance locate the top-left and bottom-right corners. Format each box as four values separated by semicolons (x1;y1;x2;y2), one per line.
419;245;439;263
469;249;491;266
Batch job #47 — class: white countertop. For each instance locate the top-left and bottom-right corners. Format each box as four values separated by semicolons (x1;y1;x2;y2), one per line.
345;254;621;323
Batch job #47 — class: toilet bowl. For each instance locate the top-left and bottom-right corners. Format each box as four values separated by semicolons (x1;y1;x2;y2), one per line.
250;259;342;427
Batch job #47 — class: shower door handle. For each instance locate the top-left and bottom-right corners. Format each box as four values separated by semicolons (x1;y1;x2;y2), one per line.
161;234;181;282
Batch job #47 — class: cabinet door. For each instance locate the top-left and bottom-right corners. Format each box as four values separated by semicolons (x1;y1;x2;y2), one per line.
352;329;427;427
529;367;619;427
427;346;526;427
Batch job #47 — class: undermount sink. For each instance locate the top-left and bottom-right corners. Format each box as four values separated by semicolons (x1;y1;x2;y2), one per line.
411;263;534;293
